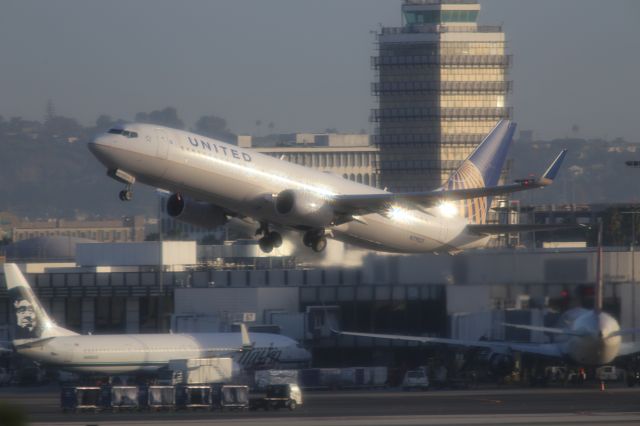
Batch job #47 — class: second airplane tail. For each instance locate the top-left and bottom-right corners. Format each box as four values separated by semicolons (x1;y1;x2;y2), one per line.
442;120;517;224
4;263;77;346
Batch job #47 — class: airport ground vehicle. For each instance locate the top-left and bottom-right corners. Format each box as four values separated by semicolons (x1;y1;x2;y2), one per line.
402;369;430;391
250;384;302;411
596;366;623;381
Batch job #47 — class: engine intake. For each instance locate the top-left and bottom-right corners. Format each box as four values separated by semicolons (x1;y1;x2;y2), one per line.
166;193;228;229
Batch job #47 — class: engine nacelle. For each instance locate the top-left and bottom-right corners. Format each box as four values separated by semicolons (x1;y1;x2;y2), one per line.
275;189;335;228
166;193;229;229
488;353;515;377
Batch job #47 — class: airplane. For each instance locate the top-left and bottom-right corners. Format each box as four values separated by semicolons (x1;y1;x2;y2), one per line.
88;119;568;254
3;263;311;374
333;222;640;372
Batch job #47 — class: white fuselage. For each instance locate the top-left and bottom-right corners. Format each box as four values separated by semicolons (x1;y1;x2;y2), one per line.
558;310;621;366
89;124;488;253
17;332;310;374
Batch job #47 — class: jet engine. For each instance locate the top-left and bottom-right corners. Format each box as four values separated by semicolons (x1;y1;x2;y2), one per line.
275;189;335;228
166;193;229;229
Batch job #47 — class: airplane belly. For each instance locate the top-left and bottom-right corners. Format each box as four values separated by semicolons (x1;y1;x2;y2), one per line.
333;216;445;253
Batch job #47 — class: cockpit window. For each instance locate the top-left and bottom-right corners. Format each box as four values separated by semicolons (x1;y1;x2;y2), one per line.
108;128;138;138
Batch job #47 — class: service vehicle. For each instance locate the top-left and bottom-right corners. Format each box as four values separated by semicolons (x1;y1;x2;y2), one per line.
402;369;429;391
250;383;302;411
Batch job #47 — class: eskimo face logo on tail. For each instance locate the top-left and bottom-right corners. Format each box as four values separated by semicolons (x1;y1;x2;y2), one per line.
8;286;43;340
446;161;488;224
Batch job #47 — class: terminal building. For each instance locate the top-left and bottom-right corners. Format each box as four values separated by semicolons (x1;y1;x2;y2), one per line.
373;0;512;192
1;240;639;366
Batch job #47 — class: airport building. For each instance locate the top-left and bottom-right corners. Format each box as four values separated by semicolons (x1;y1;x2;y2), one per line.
373;0;511;191
12;216;147;243
238;133;379;187
2;241;640;366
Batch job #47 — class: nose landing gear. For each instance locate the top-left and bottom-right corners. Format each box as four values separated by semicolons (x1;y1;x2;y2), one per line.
118;184;133;201
119;187;133;201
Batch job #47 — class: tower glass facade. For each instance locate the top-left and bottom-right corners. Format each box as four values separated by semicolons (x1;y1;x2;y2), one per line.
373;0;511;192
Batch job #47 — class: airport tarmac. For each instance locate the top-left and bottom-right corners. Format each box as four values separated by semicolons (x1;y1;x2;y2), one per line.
2;385;640;425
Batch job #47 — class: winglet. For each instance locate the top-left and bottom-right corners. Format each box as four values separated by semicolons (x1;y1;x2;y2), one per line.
539;149;568;185
240;323;252;350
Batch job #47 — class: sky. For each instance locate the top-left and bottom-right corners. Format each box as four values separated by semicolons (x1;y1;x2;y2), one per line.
0;0;638;140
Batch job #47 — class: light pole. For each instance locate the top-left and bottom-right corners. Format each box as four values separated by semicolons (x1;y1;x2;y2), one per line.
621;211;639;341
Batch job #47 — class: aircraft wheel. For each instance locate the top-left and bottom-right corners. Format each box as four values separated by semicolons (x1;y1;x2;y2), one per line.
269;232;283;248
119;189;133;201
303;231;314;247
258;236;274;253
312;236;327;253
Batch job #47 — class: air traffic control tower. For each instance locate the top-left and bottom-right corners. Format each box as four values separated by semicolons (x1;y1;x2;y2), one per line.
373;0;512;192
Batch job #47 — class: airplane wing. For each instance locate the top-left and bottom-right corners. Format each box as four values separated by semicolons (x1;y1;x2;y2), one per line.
467;223;585;235
333;329;564;358
331;150;567;216
502;323;586;337
618;342;640;357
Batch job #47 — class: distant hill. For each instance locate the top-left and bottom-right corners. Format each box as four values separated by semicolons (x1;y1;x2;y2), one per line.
1;116;639;219
508;138;640;206
0;130;156;218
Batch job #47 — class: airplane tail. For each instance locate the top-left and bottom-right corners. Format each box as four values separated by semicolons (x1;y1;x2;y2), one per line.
442;120;517;224
4;263;77;345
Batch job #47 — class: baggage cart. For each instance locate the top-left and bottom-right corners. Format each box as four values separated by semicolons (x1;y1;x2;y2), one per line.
144;385;175;411
61;386;104;413
175;384;212;410
215;385;249;411
109;386;140;411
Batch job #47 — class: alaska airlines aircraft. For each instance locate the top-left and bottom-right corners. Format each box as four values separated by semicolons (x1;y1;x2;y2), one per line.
89;120;567;254
4;264;310;374
334;225;640;370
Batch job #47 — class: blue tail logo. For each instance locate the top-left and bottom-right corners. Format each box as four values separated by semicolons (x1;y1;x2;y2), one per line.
444;120;517;224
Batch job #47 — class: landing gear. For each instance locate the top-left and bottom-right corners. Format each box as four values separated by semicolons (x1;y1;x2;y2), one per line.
256;223;283;253
303;229;327;253
118;189;133;201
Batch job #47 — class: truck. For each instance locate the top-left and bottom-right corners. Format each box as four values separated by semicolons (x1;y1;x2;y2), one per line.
402;369;430;391
250;384;303;411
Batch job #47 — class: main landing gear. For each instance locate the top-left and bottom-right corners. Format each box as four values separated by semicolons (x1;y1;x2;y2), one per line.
256;223;283;253
118;184;133;201
303;229;327;253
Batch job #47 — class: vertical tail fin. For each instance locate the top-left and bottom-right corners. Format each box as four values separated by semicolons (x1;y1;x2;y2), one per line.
443;120;517;224
4;263;76;344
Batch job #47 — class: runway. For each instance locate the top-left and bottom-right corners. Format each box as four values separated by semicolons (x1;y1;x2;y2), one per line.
2;385;640;425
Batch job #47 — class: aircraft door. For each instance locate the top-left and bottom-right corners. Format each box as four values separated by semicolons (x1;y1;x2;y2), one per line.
154;129;171;177
155;129;170;160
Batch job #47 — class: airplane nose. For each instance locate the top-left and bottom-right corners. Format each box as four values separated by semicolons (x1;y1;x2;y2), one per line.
88;136;116;167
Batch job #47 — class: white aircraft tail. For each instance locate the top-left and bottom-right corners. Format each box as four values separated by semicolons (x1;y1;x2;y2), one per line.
4;263;77;345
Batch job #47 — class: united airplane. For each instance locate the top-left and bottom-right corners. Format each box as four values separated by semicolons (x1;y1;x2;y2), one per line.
89;119;566;254
4;264;310;374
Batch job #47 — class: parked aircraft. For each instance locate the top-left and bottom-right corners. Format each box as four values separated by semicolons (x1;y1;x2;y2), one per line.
89;120;567;254
4;263;310;374
334;224;640;371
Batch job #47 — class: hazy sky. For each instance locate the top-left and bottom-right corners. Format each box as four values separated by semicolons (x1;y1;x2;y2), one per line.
1;0;638;140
